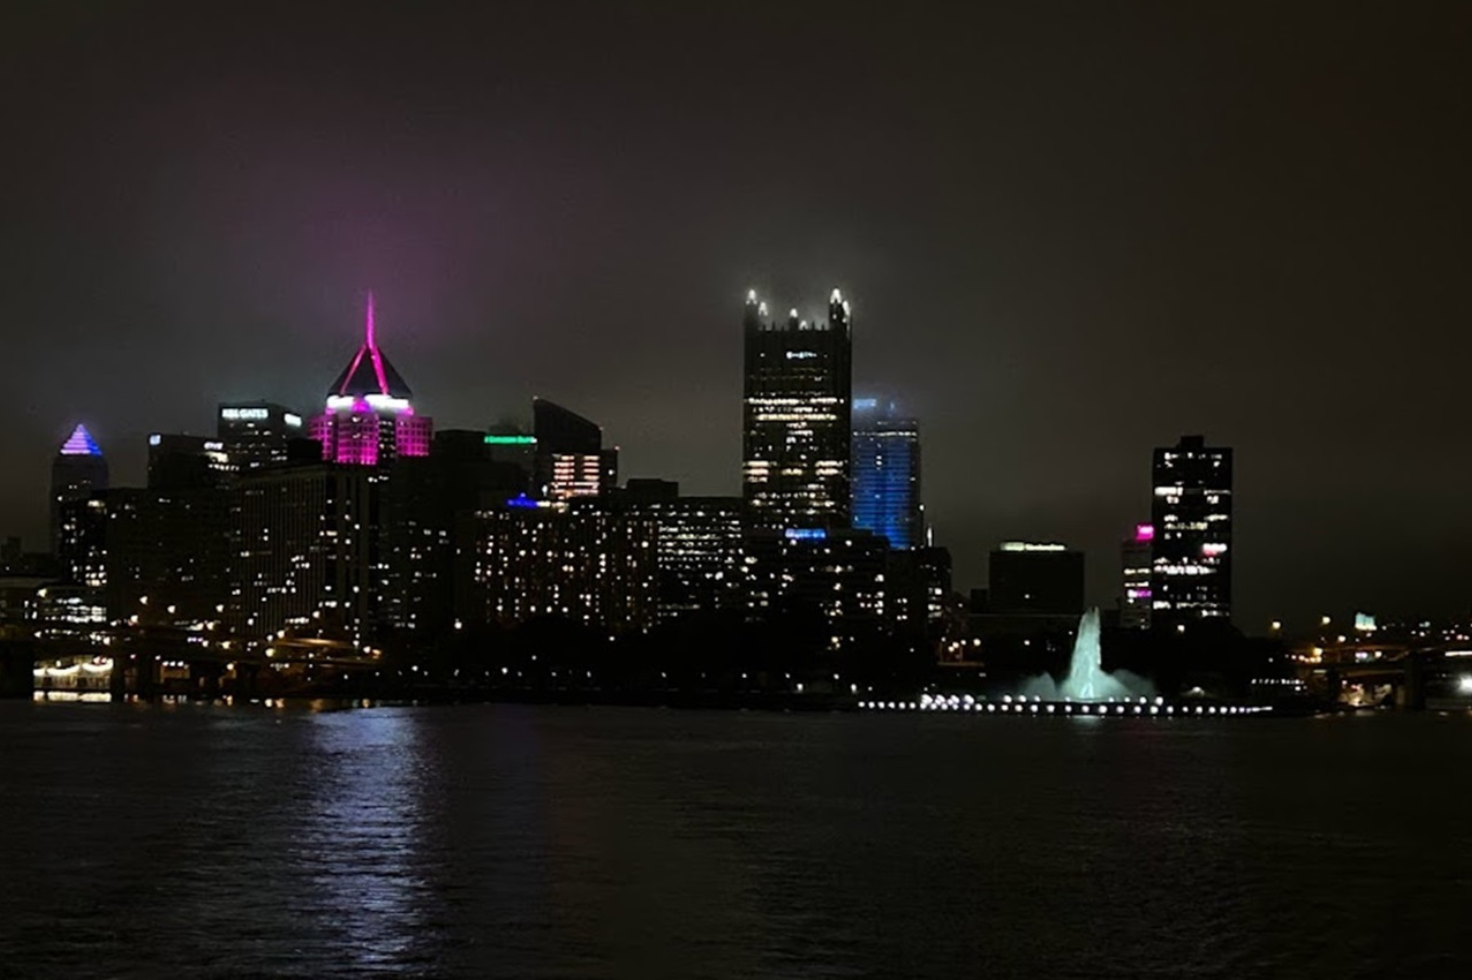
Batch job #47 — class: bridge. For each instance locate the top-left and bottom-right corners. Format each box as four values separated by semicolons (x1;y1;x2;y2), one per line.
1292;637;1472;709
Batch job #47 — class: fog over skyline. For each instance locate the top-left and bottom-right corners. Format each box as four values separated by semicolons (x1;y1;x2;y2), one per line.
3;2;1469;629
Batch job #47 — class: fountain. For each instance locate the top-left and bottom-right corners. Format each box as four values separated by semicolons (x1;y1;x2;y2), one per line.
1023;608;1153;701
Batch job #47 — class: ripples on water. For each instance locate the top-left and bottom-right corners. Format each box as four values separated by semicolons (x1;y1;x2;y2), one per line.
1;704;1470;978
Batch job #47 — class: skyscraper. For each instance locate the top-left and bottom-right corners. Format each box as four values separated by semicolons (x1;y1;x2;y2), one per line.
217;402;304;470
742;289;853;530
851;398;923;549
1150;434;1233;628
50;424;108;555
532;398;617;500
309;295;433;466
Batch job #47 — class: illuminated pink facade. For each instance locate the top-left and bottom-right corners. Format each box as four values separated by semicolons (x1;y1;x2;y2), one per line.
312;295;432;465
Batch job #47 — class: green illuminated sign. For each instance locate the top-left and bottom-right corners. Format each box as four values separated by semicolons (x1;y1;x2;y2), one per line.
485;434;536;445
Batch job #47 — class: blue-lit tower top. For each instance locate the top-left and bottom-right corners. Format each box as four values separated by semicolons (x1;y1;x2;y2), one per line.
851;398;922;549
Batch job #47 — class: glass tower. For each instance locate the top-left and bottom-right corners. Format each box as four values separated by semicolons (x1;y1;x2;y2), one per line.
851;398;922;549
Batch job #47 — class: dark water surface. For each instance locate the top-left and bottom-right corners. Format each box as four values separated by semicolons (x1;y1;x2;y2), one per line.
2;703;1470;979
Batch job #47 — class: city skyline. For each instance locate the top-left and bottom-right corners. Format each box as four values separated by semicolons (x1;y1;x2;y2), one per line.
5;287;1457;632
4;4;1470;628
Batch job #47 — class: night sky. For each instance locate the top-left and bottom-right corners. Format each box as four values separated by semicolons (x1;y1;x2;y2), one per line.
2;2;1468;631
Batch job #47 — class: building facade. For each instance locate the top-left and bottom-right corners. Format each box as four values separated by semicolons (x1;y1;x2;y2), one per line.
227;462;384;647
609;481;745;623
742;290;853;530
851;398;923;549
147;433;234;489
532;398;617;500
744;527;888;645
1120;523;1153;630
468;500;658;634
102;484;230;625
987;542;1085;616
381;430;529;637
217;402;304;471
1149;434;1232;628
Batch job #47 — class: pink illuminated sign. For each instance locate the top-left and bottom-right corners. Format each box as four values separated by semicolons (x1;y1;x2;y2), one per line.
1134;523;1155;542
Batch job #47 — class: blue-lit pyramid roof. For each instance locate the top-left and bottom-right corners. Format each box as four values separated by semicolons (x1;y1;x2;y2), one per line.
59;424;102;457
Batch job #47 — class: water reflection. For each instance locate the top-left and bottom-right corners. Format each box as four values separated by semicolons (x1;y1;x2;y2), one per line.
297;708;442;973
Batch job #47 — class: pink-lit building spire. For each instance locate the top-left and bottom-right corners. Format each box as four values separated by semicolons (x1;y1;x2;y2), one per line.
311;295;433;465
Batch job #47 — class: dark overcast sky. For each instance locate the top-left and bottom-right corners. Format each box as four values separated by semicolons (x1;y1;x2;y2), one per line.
2;1;1469;631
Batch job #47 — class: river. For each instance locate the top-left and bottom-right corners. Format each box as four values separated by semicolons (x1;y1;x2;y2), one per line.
1;702;1468;978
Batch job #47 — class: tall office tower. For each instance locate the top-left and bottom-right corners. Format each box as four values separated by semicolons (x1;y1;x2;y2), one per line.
610;480;746;623
1150;434;1233;628
532;398;617;500
147;433;234;490
51;424;109;555
217;402;304;471
309;295;433;466
742;289;853;530
1120;523;1153;630
228;462;384;646
468;498;658;634
851;398;923;549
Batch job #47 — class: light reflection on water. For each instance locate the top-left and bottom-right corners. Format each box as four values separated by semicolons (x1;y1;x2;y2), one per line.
297;710;439;973
2;704;1471;978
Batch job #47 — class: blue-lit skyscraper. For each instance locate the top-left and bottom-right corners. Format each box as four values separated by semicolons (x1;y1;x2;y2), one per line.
851;399;922;549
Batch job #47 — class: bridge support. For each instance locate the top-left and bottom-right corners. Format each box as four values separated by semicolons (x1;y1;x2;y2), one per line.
0;641;35;699
1396;657;1426;710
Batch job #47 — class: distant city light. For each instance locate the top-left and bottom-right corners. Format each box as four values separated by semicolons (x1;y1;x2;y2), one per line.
1000;541;1066;553
485;434;537;446
785;528;827;541
1134;523;1154;542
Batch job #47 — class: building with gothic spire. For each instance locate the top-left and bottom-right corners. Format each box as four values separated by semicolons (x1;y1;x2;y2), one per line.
741;288;853;530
